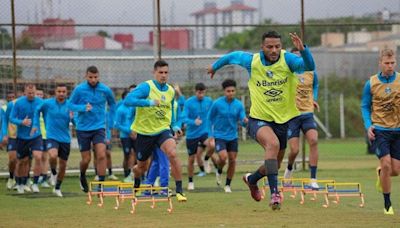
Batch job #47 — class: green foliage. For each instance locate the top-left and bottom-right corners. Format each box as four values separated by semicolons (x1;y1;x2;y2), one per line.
0;27;12;49
97;30;110;38
0;64;22;79
16;35;35;49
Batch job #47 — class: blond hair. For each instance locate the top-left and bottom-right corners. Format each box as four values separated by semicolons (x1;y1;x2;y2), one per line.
379;48;395;60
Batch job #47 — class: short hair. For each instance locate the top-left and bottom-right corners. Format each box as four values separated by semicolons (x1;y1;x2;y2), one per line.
121;90;129;99
129;84;137;90
195;82;206;91
56;83;67;88
86;66;99;74
380;48;395;60
222;79;236;89
24;83;36;90
154;60;169;70
262;31;281;42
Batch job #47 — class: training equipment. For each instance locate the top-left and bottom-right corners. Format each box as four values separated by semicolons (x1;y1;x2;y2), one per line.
323;182;364;208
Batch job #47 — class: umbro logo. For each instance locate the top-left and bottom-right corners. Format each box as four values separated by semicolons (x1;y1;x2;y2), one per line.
264;89;283;97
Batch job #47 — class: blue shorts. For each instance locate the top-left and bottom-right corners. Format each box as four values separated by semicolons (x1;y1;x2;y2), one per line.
247;117;288;150
287;113;317;139
215;138;238;153
76;129;106;152
46;138;71;161
7;138;17;152
135;130;173;161
186;134;208;156
371;130;400;160
120;137;136;155
16;136;43;159
106;143;112;151
42;139;48;151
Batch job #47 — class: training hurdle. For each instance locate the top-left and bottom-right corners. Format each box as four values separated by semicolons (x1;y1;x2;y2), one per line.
300;179;335;205
87;181;121;207
261;177;309;202
131;185;173;214
323;182;365;208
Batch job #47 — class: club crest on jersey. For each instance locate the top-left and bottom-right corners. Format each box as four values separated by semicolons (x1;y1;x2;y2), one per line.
299;77;305;83
161;95;166;101
266;71;274;78
385;87;391;94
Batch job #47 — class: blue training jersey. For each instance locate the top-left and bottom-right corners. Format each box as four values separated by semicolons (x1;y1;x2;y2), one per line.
207;96;246;141
182;96;213;139
10;96;43;140
34;98;72;143
114;103;136;138
69;81;116;131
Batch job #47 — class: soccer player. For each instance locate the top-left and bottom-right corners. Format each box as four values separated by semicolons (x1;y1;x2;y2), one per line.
182;82;214;190
114;90;136;182
10;84;44;193
69;66;116;192
207;31;315;210
33;84;72;197
124;60;187;202
2;92;18;190
361;48;400;215
283;47;320;189
207;79;247;193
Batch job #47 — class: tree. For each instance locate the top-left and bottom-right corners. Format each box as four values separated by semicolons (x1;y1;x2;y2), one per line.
0;27;12;49
16;35;35;49
97;30;110;38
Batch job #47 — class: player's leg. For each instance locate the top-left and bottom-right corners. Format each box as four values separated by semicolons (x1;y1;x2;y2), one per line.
31;136;43;193
133;134;155;188
76;130;92;192
186;137;198;190
47;140;58;186
105;143;117;180
224;139;238;193
195;145;205;176
204;137;217;173
284;116;301;180
215;138;228;186
40;141;50;188
6;139;17;190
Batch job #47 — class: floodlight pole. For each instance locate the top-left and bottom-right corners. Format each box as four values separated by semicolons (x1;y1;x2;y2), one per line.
301;0;306;171
153;0;162;60
11;0;17;95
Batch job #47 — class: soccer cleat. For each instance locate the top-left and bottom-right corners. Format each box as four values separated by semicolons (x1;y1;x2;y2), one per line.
6;178;15;190
270;193;282;210
80;175;89;193
283;168;293;186
17;185;24;194
376;167;383;193
53;188;63;197
108;174;119;180
215;172;222;186
41;181;51;188
176;192;187;202
384;206;394;215
224;185;232;193
123;176;133;183
23;185;32;192
204;160;212;174
187;182;195;190
94;175;99;181
49;174;57;186
197;171;206;177
242;173;262;202
310;179;320;190
31;184;40;193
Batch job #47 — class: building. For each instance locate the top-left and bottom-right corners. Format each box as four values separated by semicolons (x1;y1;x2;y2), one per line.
44;35;123;50
114;33;134;50
22;18;75;44
149;29;191;50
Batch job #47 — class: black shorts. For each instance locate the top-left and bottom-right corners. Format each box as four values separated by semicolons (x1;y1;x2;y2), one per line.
120;137;136;155
16;136;43;159
186;134;208;156
287;113;317;139
7;138;17;152
46;138;71;161
215;138;238;153
135;130;173;161
247;117;288;150
371;130;400;160
76;129;106;152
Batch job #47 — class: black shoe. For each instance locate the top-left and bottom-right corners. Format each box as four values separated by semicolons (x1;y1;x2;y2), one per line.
80;175;88;193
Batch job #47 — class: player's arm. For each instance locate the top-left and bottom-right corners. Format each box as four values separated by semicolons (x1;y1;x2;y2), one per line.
68;87;88;112
124;83;156;107
9;102;23;126
114;107;132;135
170;97;181;134
238;102;248;126
32;101;46;130
285;48;315;73
182;100;197;127
208;51;253;78
106;87;117;128
361;80;372;130
206;102;217;138
0;109;5;141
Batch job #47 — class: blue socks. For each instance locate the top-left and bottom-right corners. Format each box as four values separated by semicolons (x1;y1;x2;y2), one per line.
310;166;317;179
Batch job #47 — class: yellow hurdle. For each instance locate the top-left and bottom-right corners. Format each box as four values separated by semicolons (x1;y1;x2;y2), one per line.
87;181;121;207
300;179;335;206
323;182;365;208
131;185;173;214
262;177;310;202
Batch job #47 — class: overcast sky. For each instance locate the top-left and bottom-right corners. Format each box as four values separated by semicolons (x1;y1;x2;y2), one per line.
1;0;399;40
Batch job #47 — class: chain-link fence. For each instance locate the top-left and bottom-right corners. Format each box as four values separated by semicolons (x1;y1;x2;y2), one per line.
1;0;399;171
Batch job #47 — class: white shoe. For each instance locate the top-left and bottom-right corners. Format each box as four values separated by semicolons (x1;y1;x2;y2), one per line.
283;168;293;185
23;185;32;192
17;185;24;194
204;160;211;174
310;179;319;190
31;184;40;193
94;175;99;181
187;182;195;190
53;188;63;197
108;174;119;180
38;176;43;183
224;185;232;193
41;181;51;188
50;174;57;186
6;178;15;190
215;171;222;186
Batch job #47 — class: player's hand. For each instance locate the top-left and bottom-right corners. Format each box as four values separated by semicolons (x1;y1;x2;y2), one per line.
367;126;375;141
69;111;74;119
86;103;92;112
313;101;320;112
30;127;37;136
175;129;183;137
194;117;202;126
174;84;182;96
289;32;305;51
22;116;32;127
130;131;137;140
207;65;215;79
153;100;161;106
243;117;249;124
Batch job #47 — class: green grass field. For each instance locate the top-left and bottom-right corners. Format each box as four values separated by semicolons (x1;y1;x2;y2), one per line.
1;138;400;227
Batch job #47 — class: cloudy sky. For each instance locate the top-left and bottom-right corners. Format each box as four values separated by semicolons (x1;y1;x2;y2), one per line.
1;0;399;40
